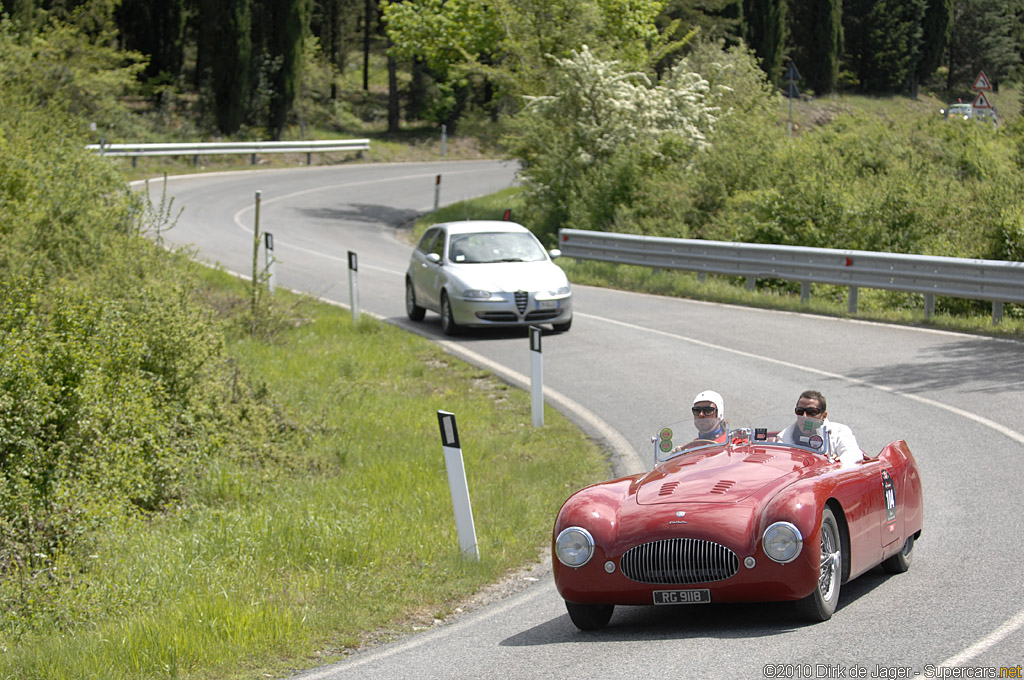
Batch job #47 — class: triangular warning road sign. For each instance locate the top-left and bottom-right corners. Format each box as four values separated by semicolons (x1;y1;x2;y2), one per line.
972;71;992;91
973;91;991;109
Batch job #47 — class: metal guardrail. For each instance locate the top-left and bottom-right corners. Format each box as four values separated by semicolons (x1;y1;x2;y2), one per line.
86;139;371;167
558;228;1024;323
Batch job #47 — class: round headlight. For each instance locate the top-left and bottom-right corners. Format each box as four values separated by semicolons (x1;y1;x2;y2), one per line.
762;522;803;564
555;527;595;567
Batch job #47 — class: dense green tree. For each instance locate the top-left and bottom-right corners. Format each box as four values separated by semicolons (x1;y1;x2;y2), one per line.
312;0;359;98
743;0;787;85
787;0;841;94
116;0;186;80
916;0;951;91
198;0;252;135
252;0;312;138
946;0;1020;91
658;0;742;44
845;0;926;91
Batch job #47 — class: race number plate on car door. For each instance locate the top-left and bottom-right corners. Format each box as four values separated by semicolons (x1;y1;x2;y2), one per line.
653;589;711;605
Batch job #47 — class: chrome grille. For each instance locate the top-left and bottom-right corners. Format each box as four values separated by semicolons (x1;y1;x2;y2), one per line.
620;538;739;584
514;291;528;314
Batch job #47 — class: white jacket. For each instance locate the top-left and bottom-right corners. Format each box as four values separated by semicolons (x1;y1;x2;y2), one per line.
780;417;863;464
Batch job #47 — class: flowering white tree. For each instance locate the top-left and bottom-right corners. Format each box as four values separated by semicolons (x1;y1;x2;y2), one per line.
508;46;718;236
524;45;717;160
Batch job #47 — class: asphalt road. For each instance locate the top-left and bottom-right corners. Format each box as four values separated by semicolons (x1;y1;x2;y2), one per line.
146;160;1024;680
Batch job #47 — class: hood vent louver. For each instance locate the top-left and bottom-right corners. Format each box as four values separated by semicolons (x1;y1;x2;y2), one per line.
709;480;736;495
658;481;680;496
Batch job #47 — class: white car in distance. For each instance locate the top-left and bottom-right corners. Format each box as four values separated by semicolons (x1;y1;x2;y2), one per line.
405;220;573;335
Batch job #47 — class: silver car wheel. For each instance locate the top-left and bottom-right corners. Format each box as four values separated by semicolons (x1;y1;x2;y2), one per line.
440;292;459;336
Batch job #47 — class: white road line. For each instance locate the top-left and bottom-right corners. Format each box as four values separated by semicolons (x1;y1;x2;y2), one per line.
937;607;1024;667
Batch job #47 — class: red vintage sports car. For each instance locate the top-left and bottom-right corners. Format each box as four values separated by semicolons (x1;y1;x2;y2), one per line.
552;417;923;630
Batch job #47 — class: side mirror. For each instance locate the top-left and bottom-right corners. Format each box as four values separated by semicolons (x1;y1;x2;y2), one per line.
426;252;442;264
549;248;562;260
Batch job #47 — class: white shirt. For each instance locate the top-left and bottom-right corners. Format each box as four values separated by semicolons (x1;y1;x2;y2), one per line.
780;417;863;464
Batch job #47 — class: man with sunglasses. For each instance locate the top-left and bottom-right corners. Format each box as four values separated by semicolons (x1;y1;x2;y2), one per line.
780;390;863;463
691;390;728;443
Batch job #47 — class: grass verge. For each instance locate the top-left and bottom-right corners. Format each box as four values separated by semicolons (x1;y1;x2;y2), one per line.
0;270;610;680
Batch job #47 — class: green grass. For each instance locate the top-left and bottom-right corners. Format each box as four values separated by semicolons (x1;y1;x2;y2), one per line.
0;271;610;680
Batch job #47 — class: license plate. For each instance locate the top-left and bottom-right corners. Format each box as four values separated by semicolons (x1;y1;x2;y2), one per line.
653;589;711;605
535;300;558;310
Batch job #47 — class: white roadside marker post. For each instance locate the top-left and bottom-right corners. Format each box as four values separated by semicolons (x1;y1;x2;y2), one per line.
530;326;543;427
264;232;275;293
347;250;360;323
437;411;479;560
433;174;441;212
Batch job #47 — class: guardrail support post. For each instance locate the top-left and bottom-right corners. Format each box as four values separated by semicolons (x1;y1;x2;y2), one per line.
924;294;935;319
437;411;479;560
264;232;275;294
348;250;360;323
993;301;1004;324
251;153;257;165
848;286;858;314
800;281;810;304
306;152;312;165
530;326;543;427
746;276;755;292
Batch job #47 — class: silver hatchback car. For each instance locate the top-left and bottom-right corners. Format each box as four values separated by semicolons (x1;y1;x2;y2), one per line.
405;220;573;335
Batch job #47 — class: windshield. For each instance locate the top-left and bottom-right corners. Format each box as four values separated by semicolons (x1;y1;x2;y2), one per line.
448;232;547;264
653;415;833;464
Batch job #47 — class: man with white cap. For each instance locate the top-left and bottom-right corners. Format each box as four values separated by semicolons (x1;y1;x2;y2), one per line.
691;390;728;442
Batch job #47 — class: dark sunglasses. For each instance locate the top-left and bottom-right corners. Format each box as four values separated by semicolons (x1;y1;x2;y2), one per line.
692;406;718;416
794;407;823;417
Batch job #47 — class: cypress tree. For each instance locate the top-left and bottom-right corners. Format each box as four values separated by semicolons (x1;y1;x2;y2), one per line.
263;0;312;139
200;0;252;135
788;0;841;94
117;0;186;79
915;0;952;92
743;0;788;85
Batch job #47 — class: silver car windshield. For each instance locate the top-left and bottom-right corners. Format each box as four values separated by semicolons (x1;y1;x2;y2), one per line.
449;232;547;264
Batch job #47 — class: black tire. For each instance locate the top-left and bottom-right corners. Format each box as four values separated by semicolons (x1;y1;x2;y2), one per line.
440;292;459;336
405;279;425;321
881;535;914;574
551;317;572;333
796;506;842;622
565;601;614;631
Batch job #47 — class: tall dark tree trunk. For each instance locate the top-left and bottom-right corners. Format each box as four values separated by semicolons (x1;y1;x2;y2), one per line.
387;49;399;132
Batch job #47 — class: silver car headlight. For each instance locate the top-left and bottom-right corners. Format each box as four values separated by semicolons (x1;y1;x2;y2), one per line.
537;286;571;300
555;527;595;567
461;289;492;299
762;521;803;564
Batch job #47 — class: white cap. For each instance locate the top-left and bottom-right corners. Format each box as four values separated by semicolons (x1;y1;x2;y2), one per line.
693;390;725;418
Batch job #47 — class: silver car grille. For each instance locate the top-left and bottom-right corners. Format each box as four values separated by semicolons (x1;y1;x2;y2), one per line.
514;291;528;314
620;538;739;584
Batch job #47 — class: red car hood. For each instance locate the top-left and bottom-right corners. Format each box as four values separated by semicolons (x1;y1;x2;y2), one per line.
635;446;816;505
